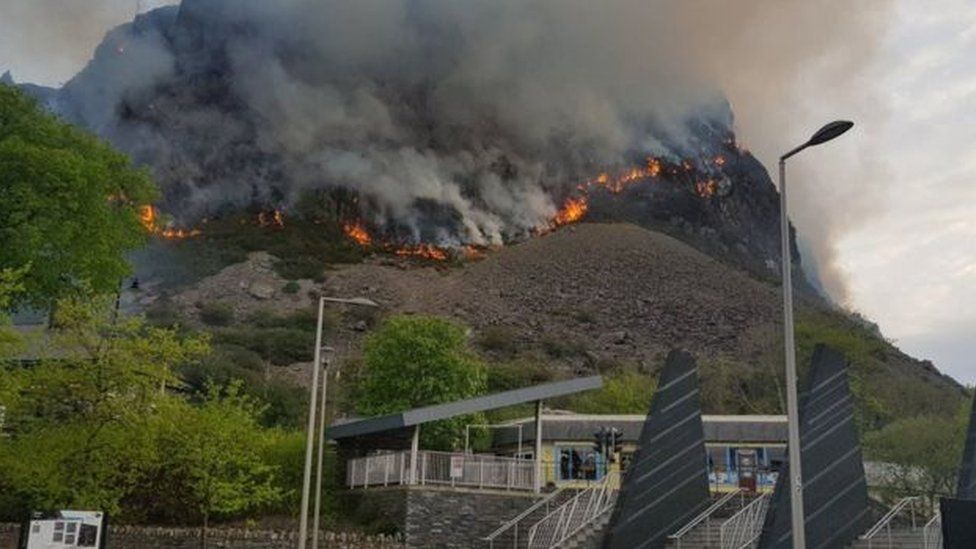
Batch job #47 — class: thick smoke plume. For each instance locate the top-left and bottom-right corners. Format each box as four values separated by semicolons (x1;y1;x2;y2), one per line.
4;0;892;297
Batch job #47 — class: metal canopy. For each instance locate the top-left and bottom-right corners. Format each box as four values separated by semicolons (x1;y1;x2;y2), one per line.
327;375;603;440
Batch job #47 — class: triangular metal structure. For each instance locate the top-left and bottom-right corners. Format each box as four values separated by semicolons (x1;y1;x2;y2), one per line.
956;393;976;499
602;349;711;549
757;344;870;549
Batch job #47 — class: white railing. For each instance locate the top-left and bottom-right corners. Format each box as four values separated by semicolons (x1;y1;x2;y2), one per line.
482;488;569;549
719;491;770;549
525;472;618;549
859;496;920;547
668;489;743;548
923;511;941;549
346;450;536;491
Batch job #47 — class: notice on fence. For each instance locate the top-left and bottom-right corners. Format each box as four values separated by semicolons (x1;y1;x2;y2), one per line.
450;455;465;478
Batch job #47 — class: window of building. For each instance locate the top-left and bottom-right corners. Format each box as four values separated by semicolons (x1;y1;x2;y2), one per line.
555;446;605;481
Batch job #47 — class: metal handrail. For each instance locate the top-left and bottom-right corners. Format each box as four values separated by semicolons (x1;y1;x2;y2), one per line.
669;488;743;545
482;487;568;548
923;512;941;549
719;491;770;549
526;472;619;549
859;496;920;540
346;450;536;491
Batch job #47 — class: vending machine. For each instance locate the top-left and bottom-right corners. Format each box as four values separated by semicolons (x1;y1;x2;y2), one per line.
736;448;758;493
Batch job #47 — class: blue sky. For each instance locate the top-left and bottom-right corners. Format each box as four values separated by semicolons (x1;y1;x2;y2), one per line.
1;0;972;383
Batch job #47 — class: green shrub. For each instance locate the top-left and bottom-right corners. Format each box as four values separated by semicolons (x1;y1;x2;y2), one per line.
487;359;555;392
562;369;655;413
274;256;325;281
282;281;301;294
213;327;314;365
198;301;235;326
476;326;520;357
144;300;183;327
541;335;587;358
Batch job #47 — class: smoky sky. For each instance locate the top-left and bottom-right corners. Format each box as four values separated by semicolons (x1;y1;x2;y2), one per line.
1;0;894;295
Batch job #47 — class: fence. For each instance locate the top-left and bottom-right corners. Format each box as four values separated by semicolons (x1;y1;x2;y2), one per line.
719;491;770;549
347;450;536;491
525;472;619;549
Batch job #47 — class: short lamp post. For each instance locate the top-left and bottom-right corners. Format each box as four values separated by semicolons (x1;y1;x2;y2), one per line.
779;120;854;549
299;296;379;549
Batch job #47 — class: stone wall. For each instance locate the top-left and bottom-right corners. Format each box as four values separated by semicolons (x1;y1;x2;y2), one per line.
0;523;402;549
403;487;542;549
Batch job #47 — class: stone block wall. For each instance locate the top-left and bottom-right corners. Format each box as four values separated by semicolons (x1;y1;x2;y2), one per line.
0;523;402;549
403;487;542;548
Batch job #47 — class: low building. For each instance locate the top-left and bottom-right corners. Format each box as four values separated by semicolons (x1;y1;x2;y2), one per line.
488;413;787;490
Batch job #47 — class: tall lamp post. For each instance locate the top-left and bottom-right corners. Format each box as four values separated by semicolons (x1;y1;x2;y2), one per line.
299;295;379;549
779;120;854;549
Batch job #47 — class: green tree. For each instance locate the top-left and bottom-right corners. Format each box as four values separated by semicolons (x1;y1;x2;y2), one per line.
153;382;282;548
0;84;157;307
566;370;656;414
357;315;487;449
0;297;208;519
864;407;969;507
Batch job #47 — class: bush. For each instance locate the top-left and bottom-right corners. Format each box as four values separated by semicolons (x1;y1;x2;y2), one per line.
213;327;314;365
144;300;183;327
561;369;656;413
476;326;520;357
487;359;555;392
198;301;235;326
541;335;587;358
282;281;301;294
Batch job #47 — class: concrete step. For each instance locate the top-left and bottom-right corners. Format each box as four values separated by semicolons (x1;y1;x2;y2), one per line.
561;510;615;549
847;528;926;549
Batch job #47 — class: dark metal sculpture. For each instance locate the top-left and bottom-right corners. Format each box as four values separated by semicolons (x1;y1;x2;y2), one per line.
757;344;870;549
602;349;711;549
956;393;976;500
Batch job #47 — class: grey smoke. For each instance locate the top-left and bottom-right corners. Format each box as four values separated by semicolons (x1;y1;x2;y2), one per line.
2;0;893;296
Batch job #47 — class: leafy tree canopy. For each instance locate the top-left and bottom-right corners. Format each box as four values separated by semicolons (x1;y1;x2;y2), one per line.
357;315;487;449
864;405;970;507
0;84;157;307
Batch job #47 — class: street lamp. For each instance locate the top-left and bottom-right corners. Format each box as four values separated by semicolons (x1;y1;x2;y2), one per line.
778;120;853;549
299;295;380;549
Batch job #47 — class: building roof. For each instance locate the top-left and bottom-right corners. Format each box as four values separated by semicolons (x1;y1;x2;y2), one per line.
327;376;604;440
492;414;788;445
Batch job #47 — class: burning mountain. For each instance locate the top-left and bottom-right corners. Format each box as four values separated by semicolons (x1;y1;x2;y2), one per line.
22;0;804;282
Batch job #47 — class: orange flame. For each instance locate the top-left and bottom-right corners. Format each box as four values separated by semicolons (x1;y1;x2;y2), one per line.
342;219;373;246
139;205;202;239
257;210;285;228
551;197;589;227
394;244;449;261
695;179;718;198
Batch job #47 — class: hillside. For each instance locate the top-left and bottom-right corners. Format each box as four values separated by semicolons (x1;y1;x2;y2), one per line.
140;222;965;429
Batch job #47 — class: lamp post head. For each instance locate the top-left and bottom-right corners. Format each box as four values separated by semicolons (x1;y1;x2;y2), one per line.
807;120;854;146
781;120;854;161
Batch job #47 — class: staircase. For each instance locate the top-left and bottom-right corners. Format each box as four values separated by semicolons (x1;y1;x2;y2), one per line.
848;497;935;549
666;490;767;549
848;528;926;549
525;473;620;549
483;488;577;549
559;507;615;549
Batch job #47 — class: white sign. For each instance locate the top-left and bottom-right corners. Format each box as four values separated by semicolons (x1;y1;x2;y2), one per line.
450;455;465;478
